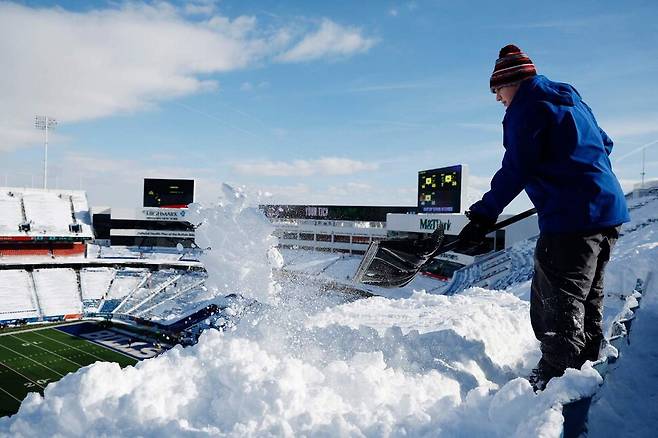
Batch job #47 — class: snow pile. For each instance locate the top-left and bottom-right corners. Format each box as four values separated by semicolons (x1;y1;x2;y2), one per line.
187;184;283;305
0;306;600;437
310;288;539;372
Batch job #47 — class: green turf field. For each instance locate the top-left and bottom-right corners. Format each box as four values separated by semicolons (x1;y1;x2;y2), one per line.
0;324;137;417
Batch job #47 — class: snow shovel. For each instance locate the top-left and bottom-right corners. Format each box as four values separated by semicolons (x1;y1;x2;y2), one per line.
353;208;537;288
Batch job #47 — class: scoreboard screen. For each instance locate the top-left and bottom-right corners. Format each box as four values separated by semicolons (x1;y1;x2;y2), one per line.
417;165;465;213
143;178;194;208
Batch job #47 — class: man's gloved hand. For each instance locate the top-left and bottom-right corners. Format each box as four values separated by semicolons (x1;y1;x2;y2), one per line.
457;210;496;247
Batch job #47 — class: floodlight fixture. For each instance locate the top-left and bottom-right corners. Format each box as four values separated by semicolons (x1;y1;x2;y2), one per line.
34;115;57;189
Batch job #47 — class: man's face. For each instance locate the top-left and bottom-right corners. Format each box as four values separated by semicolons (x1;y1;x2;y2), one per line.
495;83;520;107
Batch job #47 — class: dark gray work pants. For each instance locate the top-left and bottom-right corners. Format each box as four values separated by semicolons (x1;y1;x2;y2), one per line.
530;227;620;372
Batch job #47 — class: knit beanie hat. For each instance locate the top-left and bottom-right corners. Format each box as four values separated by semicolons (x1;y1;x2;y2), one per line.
490;44;537;93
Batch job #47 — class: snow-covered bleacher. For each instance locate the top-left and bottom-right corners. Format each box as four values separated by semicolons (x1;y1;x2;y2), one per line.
444;237;537;295
80;267;115;312
133;276;208;323
0;192;23;235
113;270;181;315
23;191;72;234
0;265;209;324
0;187;93;238
81;267;115;300
130;271;207;320
106;268;149;300
0;270;39;321
33;268;82;317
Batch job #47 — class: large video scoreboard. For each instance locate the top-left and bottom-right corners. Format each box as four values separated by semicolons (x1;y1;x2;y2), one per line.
417;164;467;213
143;178;194;208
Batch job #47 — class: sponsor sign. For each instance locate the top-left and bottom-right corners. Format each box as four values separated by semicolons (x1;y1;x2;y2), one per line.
139;207;188;221
110;229;195;238
305;206;329;217
387;213;469;235
418;218;452;231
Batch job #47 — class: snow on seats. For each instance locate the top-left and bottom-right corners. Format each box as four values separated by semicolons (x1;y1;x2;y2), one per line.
0;270;38;321
0;191;23;234
81;267;115;300
33;268;82;317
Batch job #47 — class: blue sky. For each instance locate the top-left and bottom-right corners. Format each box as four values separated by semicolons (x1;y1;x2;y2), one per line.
1;0;657;210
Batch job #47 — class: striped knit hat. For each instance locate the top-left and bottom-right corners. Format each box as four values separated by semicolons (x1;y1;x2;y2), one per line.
490;44;536;93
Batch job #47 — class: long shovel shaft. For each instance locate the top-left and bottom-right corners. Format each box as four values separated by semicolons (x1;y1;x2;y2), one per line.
425;207;537;261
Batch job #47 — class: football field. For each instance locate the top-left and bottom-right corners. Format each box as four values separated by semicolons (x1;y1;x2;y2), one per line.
0;323;137;417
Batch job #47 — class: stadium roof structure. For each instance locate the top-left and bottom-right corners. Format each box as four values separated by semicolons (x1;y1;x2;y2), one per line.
0;187;93;239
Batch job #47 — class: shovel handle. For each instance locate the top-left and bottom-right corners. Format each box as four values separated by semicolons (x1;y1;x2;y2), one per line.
428;207;537;259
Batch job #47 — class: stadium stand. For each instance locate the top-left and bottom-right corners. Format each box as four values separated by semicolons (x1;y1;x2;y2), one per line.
81;268;115;300
106;268;149;299
0;270;39;321
80;267;115;312
0;192;23;235
22;191;72;234
33;268;82;317
131;272;206;319
113;270;181;315
443;237;537;295
0;188;93;258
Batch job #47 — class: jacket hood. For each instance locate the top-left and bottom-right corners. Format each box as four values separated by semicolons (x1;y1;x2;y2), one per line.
521;75;577;107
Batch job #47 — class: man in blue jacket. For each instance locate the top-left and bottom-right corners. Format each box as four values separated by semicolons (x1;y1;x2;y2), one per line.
459;45;629;391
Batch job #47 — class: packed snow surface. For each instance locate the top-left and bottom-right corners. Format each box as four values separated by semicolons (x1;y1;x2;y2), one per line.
2;188;657;437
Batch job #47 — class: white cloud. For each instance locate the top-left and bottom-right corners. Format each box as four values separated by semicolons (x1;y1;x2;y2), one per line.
601;115;658;138
277;19;376;62
0;3;373;151
183;0;219;16
233;157;378;177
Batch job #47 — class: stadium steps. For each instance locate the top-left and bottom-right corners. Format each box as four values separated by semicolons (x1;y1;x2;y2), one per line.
19;195;27;223
27;270;43;319
67;195;77;224
75;269;84;304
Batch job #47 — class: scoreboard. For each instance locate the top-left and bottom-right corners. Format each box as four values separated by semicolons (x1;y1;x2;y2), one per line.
143;178;194;208
417;165;466;213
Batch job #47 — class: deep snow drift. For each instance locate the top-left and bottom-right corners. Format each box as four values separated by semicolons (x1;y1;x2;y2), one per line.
1;187;656;437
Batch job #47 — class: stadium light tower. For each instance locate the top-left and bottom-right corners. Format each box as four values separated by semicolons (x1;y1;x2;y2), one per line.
34;115;57;189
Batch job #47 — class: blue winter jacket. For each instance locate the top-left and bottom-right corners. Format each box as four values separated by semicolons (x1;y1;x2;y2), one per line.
470;75;629;233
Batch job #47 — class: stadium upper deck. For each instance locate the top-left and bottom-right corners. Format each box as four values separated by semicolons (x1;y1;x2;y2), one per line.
0;187;93;238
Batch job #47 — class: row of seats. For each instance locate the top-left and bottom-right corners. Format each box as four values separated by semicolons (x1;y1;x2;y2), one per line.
0;267;207;324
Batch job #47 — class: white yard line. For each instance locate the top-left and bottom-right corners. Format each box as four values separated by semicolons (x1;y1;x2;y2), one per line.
0;385;23;403
0;342;64;378
0;359;46;389
9;334;84;369
31;330;106;363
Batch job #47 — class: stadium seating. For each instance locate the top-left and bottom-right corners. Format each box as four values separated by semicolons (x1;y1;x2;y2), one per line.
81;268;115;300
33;268;82;317
22;192;72;234
0;270;39;321
106;269;149;299
0;191;23;235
